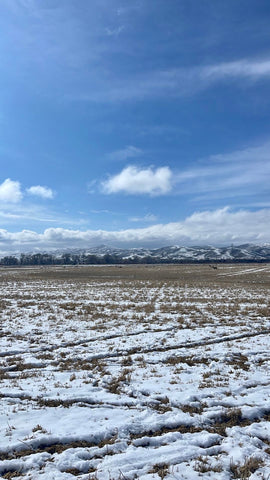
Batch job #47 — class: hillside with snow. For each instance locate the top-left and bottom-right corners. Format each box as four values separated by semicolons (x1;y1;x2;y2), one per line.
51;243;270;262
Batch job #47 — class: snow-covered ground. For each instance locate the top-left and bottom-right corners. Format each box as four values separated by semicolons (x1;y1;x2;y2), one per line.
0;264;270;479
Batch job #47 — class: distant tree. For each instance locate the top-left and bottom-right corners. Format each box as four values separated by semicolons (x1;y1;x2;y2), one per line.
20;254;33;265
83;254;99;264
0;256;19;265
61;253;72;265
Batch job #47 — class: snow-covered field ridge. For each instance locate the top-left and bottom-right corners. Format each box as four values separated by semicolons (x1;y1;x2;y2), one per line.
0;263;270;479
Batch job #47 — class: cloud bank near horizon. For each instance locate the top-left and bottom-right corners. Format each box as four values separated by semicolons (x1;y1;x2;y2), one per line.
0;207;269;256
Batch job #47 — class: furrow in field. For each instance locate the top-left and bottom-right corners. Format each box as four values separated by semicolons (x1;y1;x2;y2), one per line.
0;326;176;359
65;328;270;362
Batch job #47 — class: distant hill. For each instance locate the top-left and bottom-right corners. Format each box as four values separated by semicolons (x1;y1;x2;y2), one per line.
48;243;270;261
1;243;270;265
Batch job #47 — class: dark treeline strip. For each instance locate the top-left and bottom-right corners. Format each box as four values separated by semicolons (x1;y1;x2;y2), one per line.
0;253;269;266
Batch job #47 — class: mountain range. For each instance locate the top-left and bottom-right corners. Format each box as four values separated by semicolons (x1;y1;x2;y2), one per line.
52;243;270;262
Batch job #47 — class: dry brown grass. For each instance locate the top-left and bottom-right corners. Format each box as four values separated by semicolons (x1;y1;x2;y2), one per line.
148;463;169;479
106;368;132;394
194;456;223;473
230;456;264;479
227;353;250;371
1;263;269;287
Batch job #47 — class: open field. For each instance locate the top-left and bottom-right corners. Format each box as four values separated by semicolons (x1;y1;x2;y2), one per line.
0;263;270;479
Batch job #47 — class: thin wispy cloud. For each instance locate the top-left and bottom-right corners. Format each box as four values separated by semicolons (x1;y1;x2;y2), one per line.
202;59;270;81
0;203;58;225
71;58;270;103
124;57;270;101
2;2;270;103
129;213;158;223
105;25;124;37
0;201;87;227
87;180;98;194
174;142;270;201
107;145;142;161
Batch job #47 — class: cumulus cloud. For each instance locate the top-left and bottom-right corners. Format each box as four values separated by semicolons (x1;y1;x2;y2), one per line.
27;185;54;199
102;165;172;196
0;207;269;255
0;179;22;203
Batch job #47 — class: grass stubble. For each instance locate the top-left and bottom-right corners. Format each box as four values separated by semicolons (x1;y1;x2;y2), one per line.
0;263;269;479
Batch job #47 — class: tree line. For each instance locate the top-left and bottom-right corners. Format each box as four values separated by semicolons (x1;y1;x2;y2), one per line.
0;253;160;265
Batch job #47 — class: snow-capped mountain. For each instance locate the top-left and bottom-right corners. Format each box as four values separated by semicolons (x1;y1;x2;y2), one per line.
1;244;270;263
52;243;270;262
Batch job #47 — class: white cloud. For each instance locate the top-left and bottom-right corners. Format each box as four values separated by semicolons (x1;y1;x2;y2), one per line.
0;178;22;203
0;207;269;255
107;145;142;161
27;185;54;199
102;165;172;196
101;140;269;200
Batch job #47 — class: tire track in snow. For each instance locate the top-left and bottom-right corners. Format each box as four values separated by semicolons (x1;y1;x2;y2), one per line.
218;266;270;276
83;328;270;361
2;328;269;363
0;392;137;409
0;326;176;358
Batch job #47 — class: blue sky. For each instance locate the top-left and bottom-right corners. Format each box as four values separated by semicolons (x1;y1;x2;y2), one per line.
0;0;270;253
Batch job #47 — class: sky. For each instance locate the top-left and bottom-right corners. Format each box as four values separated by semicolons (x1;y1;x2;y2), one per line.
0;0;270;254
